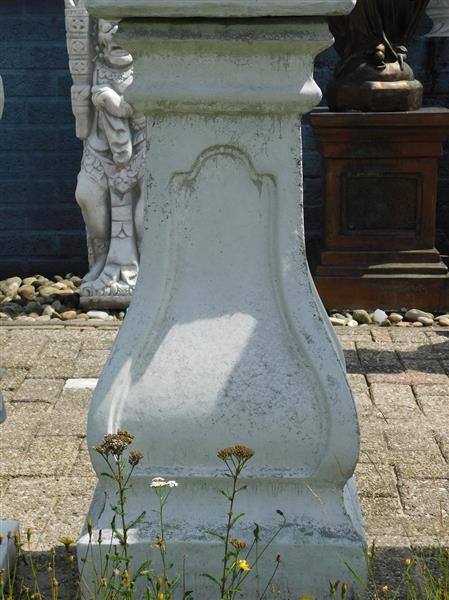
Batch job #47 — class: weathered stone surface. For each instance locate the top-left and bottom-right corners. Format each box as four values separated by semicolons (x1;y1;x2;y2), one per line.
80;3;366;596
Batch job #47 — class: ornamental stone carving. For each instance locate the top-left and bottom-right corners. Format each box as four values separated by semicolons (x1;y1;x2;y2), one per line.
426;0;449;36
327;0;430;111
64;0;146;308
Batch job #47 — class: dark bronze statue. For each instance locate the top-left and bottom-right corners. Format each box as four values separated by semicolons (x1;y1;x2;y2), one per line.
327;0;430;111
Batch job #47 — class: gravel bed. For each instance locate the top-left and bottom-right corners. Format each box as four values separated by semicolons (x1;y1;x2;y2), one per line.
0;275;124;324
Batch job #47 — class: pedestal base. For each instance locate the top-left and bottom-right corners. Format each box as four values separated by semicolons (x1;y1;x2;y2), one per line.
79;295;131;310
327;79;423;112
79;477;365;599
0;520;19;576
311;108;449;311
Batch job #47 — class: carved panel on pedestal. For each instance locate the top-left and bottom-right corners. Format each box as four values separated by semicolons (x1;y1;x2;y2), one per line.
342;173;420;233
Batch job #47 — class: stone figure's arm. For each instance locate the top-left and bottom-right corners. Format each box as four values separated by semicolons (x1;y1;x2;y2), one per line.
92;85;134;119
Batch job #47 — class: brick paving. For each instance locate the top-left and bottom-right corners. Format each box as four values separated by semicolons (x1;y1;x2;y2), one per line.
1;323;449;557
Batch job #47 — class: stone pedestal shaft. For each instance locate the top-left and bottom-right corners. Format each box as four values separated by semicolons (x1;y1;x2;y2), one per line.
312;108;449;311
81;3;365;597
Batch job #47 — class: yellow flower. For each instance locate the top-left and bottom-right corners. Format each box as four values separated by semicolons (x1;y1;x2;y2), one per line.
237;559;251;571
405;558;412;567
157;593;165;600
299;597;314;600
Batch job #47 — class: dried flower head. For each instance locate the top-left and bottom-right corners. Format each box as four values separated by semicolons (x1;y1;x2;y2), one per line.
97;577;108;587
217;445;255;462
94;430;135;458
94;444;109;457
229;538;247;551
129;450;144;466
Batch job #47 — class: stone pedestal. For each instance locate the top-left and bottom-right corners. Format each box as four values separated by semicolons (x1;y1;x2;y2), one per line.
427;0;449;37
312;108;449;311
80;1;366;597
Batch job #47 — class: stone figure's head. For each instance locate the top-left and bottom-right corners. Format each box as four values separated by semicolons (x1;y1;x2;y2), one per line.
98;20;133;68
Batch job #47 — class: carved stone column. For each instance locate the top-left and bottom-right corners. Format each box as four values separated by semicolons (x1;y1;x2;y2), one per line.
427;0;449;36
79;1;366;597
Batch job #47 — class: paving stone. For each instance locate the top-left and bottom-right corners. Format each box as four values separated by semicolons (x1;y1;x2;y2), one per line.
398;479;449;517
28;360;76;378
367;372;449;385
37;389;92;436
69;438;96;478
0;402;50;443
403;359;446;375
0;477;10;499
0;343;44;368
0;368;27;390
14;378;65;403
396;462;449;480
359;448;446;467
384;424;441;454
80;329;118;350
418;395;449;422
413;383;449;398
346;373;369;390
352;388;379;418
360;495;404;518
355;463;398;498
1;437;81;477
370;384;421;421
1;477;60;532
72;349;110;378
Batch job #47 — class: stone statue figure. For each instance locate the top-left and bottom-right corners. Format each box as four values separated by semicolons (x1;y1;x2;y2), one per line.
64;1;146;308
327;0;430;111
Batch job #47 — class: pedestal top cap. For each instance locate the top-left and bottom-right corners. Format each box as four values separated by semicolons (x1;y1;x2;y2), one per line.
87;0;355;19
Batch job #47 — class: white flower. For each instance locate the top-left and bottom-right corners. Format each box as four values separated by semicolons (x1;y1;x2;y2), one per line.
150;477;167;488
150;477;179;488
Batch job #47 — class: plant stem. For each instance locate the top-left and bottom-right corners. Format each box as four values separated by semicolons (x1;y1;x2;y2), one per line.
117;459;129;566
220;458;241;600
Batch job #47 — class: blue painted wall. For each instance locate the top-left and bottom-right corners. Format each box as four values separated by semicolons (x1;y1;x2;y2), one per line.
0;0;85;277
0;1;447;277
